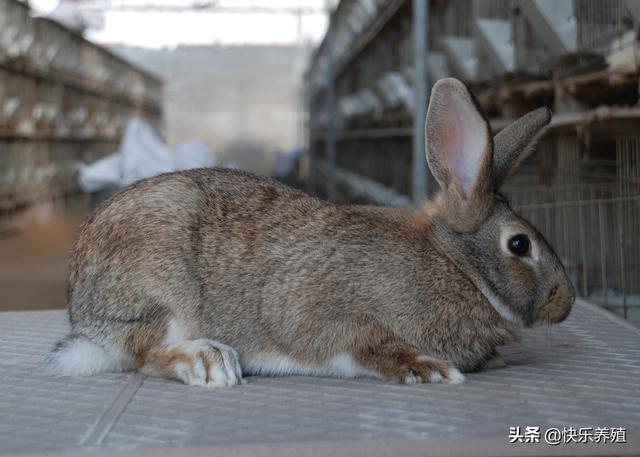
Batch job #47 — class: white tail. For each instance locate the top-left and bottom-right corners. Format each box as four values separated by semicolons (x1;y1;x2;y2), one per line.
46;334;134;376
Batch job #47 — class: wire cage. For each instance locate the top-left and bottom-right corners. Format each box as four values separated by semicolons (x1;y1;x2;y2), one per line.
575;0;632;53
504;134;640;321
514;0;636;77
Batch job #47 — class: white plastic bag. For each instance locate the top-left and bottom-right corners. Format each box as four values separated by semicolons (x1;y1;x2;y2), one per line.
119;117;175;186
78;117;218;193
78;153;122;193
174;139;217;171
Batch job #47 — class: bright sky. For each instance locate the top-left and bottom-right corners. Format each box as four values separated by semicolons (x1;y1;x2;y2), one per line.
29;0;330;48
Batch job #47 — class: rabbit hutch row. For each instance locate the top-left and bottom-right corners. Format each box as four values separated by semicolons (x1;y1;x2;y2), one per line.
305;0;640;324
0;0;162;234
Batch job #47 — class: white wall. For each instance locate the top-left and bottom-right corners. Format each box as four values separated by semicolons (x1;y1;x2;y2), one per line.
115;45;310;175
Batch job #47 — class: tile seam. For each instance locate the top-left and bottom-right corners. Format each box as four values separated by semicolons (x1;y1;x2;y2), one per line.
78;373;144;446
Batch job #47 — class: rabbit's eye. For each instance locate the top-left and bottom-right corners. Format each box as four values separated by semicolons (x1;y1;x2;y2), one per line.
508;234;530;257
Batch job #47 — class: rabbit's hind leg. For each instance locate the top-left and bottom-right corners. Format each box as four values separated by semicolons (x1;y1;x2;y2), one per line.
48;312;243;387
141;339;243;387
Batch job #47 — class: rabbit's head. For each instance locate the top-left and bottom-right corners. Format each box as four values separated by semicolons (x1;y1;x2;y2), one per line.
424;78;575;327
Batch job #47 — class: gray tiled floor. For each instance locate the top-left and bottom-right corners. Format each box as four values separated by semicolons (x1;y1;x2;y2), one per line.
1;299;639;457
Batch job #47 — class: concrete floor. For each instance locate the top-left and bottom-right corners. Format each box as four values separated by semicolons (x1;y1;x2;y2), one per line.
0;210;86;311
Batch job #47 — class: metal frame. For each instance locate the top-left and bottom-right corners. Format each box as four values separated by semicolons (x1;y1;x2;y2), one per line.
412;0;428;203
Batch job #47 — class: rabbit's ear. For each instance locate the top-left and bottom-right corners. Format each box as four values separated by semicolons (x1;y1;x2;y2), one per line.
493;107;551;187
425;78;493;229
426;78;492;200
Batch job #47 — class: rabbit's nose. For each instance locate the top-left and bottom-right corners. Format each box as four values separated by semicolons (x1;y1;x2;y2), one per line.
538;281;575;324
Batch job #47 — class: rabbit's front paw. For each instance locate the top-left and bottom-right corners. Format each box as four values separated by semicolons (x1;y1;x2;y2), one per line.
402;355;465;385
159;339;243;387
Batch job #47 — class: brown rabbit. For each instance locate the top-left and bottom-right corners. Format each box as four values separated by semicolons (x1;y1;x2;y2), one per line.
47;78;575;387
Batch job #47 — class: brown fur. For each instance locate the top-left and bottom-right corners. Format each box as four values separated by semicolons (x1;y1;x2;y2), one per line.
351;324;454;382
147;348;197;381
50;78;574;385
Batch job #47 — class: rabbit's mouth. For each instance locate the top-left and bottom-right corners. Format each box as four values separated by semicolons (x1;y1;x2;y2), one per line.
537;282;575;324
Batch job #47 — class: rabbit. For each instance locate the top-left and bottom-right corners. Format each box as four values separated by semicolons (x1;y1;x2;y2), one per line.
47;78;575;387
